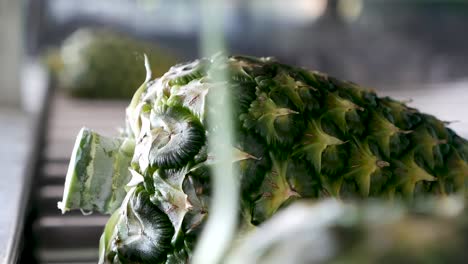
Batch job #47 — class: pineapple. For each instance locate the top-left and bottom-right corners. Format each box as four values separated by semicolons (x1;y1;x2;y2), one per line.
59;55;468;263
46;28;178;99
226;198;468;264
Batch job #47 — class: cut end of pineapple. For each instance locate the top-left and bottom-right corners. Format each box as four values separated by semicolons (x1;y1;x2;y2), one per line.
58;127;134;215
59;127;92;214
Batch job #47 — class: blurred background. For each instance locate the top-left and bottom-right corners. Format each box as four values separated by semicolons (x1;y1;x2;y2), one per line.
0;0;468;263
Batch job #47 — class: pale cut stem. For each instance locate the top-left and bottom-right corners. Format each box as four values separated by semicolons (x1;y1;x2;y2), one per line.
58;128;134;215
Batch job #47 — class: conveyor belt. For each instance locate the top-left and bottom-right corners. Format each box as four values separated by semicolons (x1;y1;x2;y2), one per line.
33;92;127;264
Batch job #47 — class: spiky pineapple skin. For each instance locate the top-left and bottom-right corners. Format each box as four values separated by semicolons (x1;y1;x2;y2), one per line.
100;55;468;263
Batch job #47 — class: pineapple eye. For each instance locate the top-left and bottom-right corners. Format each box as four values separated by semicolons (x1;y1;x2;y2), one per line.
148;106;206;168
241;91;304;147
111;187;174;263
235;131;272;198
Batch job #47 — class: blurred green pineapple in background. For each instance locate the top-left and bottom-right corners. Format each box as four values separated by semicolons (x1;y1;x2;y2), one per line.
44;28;179;99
